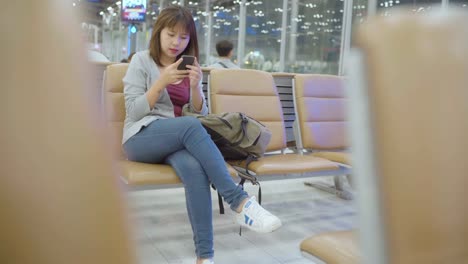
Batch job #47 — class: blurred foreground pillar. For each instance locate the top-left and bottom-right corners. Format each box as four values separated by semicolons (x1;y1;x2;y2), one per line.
349;8;468;264
1;1;136;264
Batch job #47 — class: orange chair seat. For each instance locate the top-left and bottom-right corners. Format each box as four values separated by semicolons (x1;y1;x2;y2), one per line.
229;154;338;175
312;152;350;166
300;230;360;264
119;160;238;186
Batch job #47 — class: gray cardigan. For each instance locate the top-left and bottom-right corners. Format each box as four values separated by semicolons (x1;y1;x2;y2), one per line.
122;50;208;144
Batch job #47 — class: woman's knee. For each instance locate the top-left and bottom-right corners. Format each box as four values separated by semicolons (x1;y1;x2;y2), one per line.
166;150;209;186
179;116;205;132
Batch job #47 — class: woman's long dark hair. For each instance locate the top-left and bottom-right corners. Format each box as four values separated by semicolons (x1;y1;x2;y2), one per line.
149;5;199;66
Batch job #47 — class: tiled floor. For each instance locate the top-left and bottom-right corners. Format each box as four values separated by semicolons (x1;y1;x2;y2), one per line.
127;176;357;264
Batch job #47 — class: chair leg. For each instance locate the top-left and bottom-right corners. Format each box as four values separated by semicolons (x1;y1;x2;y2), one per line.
304;175;354;200
346;174;354;188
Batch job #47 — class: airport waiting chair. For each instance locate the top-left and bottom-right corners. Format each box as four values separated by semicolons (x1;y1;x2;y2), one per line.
300;9;468;264
300;230;360;264
103;64;237;188
208;69;342;183
292;74;353;199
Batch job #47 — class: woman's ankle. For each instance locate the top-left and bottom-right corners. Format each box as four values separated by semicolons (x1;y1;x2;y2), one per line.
197;258;213;264
235;197;250;213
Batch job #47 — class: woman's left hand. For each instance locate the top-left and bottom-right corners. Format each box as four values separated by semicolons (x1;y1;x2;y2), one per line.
186;58;202;90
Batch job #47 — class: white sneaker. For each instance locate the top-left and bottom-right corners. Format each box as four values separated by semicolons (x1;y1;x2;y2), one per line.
200;259;214;264
235;196;282;233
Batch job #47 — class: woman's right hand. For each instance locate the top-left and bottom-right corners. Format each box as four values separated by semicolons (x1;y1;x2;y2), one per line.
146;58;189;108
157;58;190;88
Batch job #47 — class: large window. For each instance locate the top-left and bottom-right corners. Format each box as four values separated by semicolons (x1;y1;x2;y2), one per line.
451;0;468;8
291;0;344;74
167;0;242;67
208;0;240;66
352;0;368;25
88;0;464;74
241;0;282;71
377;0;442;14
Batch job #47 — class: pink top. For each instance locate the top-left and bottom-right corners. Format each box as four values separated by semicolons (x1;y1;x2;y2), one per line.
166;78;190;117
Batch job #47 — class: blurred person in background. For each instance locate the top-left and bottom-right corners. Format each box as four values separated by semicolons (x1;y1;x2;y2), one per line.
89;49;110;62
121;52;136;63
209;40;239;69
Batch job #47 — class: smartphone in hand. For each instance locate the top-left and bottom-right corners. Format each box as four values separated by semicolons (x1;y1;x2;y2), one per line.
177;55;195;70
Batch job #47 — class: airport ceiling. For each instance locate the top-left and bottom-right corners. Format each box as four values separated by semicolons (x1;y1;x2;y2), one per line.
77;0;444;27
79;0;240;26
79;0;117;26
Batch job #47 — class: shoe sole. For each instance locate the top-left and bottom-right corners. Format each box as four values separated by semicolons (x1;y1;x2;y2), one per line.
238;220;282;233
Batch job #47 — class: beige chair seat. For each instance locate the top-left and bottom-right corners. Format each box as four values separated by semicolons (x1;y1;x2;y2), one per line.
300;230;360;264
119;160;238;186
229;154;338;175
312;152;350;166
119;161;178;186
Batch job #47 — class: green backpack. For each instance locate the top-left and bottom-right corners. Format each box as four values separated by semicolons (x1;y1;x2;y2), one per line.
182;105;272;213
182;107;271;162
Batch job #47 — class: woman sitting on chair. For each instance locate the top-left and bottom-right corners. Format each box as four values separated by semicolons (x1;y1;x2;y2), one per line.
122;5;282;264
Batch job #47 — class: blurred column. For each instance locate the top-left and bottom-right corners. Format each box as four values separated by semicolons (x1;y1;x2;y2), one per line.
338;0;353;75
88;24;100;49
288;0;298;64
128;25;137;54
442;0;449;9
117;3;125;57
205;0;213;65
368;0;377;16
101;13;107;56
237;0;246;67
279;0;288;72
110;9;116;61
136;22;148;53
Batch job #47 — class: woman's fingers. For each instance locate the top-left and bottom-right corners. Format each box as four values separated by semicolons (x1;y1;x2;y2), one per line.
175;69;190;77
185;64;198;71
173;58;183;68
186;64;201;76
186;58;200;70
186;67;200;79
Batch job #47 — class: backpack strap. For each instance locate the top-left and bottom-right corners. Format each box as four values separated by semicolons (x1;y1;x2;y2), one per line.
211;184;225;214
237;157;261;236
231;113;248;147
218;61;229;68
217;192;224;214
236;154;261;204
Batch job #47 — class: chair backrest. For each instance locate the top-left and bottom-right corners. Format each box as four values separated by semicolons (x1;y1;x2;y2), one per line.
209;69;287;152
103;63;129;160
293;74;348;150
349;9;468;264
1;2;136;264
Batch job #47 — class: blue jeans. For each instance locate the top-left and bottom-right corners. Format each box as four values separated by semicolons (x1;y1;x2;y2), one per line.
123;116;248;259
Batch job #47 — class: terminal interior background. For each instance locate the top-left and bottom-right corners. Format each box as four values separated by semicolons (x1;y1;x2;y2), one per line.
3;1;468;264
78;0;468;74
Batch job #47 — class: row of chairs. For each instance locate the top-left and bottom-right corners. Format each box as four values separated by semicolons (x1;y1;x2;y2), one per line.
103;65;353;198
